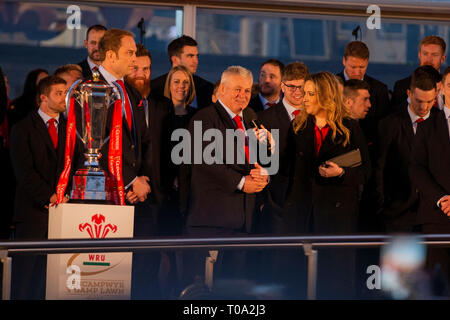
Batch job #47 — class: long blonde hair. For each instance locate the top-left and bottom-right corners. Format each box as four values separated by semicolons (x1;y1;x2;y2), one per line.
293;71;351;146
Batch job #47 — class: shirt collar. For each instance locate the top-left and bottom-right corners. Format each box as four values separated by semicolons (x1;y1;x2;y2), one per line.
98;65;123;86
282;98;299;119
343;70;364;81
407;103;430;123
87;57;100;71
218;99;243;120
38;108;59;125
258;93;280;108
444;105;450;120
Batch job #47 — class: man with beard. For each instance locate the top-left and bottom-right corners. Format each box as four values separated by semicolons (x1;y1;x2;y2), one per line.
124;44;172;229
247;59;284;113
77;24;107;79
9;76;80;299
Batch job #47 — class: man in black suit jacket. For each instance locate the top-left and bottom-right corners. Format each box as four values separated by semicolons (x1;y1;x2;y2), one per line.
96;29;152;205
96;29;158;298
256;62;308;298
125;44;172;214
247;59;284;113
411;67;450;283
151;35;213;109
392;36;446;108
376;68;439;232
257;62;308;234
183;66;268;286
9;75;81;299
337;41;390;154
77;25;107;79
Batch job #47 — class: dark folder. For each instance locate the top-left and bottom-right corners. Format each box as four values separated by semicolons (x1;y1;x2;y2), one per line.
327;149;362;168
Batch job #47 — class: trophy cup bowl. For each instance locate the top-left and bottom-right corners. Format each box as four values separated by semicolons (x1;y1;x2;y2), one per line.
69;73;115;202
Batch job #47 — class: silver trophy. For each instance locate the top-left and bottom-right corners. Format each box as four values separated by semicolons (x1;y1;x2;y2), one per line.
66;72;125;202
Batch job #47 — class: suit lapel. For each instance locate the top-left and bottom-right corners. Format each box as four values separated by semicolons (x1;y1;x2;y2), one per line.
32;111;57;158
399;107;414;149
214;102;236;129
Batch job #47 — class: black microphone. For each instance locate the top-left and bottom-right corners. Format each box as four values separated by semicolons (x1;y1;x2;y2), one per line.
352;25;361;40
245;107;258;128
137;18;145;44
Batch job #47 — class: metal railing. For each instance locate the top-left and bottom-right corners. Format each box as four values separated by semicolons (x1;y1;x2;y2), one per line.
1;234;450;300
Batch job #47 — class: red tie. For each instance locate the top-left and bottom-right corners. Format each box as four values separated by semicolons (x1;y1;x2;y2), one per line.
415;118;424;124
92;66;99;73
266;102;276;108
116;80;133;130
233;115;249;163
47;118;58;149
292;109;300;119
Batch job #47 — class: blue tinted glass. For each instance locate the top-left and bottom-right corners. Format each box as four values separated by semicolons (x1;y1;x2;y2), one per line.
0;1;181;98
195;8;449;90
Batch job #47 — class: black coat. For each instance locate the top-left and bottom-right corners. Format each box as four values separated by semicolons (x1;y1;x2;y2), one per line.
257;101;295;233
247;95;265;113
288;116;371;234
151;73;213;109
374;102;421;227
77;59;93;80
143;94;172;205
9;111;82;237
186;103;257;232
410;110;450;226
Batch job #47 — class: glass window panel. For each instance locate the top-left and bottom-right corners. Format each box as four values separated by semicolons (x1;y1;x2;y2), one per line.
195;8;449;90
0;1;181;98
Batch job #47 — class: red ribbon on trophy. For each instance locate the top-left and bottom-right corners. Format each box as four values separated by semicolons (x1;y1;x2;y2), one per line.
108;99;125;205
55;95;125;205
56;97;77;204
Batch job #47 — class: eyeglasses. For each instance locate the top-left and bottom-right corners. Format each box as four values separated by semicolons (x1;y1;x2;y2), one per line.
283;82;304;92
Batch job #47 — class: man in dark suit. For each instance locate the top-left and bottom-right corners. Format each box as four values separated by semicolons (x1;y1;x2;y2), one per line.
77;25;107;79
411;66;450;285
258;62;308;234
183;66;268;286
9;75;76;299
151;35;213;109
96;29;156;298
376;67;439;233
247;59;284;113
125;44;172;213
392;36;447;108
96;28;152;205
125;44;174;298
337;41;390;155
256;61;309;298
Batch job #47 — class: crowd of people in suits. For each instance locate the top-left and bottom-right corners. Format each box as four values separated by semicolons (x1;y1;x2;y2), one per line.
0;24;449;299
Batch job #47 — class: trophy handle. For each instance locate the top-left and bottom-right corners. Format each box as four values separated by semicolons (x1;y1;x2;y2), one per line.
112;81;127;119
65;78;83;116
